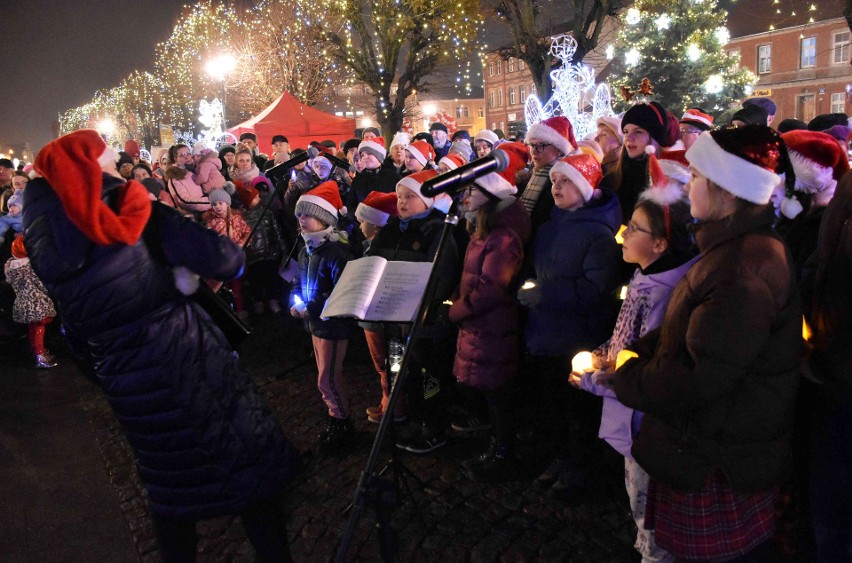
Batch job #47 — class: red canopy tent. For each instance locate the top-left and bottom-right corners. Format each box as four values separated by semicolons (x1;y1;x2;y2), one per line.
227;92;356;153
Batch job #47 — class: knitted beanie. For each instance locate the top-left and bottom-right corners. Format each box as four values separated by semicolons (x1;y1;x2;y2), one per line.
208;188;231;206
622;101;671;147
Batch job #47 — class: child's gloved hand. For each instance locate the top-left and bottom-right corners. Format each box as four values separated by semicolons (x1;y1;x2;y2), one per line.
223;181;236;195
517;281;542;307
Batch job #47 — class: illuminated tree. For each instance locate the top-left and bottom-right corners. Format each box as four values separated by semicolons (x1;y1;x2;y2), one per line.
608;0;755;115
487;0;629;103
118;71;167;148
315;0;481;139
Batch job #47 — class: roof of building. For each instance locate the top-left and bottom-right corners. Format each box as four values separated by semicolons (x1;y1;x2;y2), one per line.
723;0;847;38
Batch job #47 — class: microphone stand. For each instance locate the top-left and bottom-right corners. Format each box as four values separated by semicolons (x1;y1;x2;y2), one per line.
335;193;464;563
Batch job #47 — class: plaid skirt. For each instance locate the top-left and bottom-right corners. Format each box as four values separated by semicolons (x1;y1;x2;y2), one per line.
645;469;778;561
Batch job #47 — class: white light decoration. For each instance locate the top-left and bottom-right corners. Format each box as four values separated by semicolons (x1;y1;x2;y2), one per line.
205;53;237;83
605;44;614;60
715;26;730;45
655;14;671;31
197;98;224;147
687;43;702;61
524;34;615;140
704;74;724;94
625;47;641;66
626;8;641;25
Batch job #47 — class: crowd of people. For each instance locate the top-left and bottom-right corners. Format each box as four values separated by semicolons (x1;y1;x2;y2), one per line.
1;95;852;561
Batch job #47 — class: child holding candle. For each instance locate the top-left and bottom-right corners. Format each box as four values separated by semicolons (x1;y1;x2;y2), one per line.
571;153;698;561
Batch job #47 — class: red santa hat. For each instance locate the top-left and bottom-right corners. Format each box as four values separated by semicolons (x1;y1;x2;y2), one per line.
474;141;529;200
642;153;690;206
439;153;466;171
33;129;151;246
124;139;141;159
295;181;347;226
782;130;850;195
355;191;398;226
525;116;578;156
685;126;783;205
657;150;691;185
396;169;439;207
358;136;387;162
405;140;436;166
680;108;714;131
549;153;603;202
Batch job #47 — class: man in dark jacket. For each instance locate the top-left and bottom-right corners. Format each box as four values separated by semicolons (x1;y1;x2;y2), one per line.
23;130;296;561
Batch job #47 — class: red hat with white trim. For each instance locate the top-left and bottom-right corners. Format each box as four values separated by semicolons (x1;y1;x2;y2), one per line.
405;140;436;166
685;126;783;205
475;141;529;200
642;153;690;206
358;136;387;161
549;153;603;202
439;153;466;171
396;169;439;207
680;108;714;131
782;130;850;195
525;116;578;156
355;191;398;226
295;180;347;226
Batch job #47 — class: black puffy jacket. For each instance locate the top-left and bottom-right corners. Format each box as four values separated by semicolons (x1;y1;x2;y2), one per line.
23;174;296;520
291;238;354;340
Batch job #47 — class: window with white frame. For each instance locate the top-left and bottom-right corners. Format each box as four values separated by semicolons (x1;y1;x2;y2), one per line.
833;30;851;64
477;106;484;118
498;88;504;106
758;44;771;74
519;59;525;70
488;62;494;77
508;87;516;105
497;60;502;74
508;58;515;72
831;93;846;114
520;85;526;101
489;90;495;108
801;37;816;68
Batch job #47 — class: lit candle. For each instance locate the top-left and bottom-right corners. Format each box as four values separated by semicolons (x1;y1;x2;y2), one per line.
571;351;594;373
521;280;537;290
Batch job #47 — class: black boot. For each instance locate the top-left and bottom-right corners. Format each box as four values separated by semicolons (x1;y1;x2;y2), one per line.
317;416;354;455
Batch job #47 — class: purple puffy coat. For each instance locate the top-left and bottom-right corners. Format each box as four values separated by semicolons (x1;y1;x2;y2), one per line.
449;198;531;390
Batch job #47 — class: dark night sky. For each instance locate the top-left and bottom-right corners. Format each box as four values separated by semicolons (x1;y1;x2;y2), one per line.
0;0;186;155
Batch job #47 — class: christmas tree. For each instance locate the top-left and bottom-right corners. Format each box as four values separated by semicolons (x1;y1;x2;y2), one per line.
608;0;755;116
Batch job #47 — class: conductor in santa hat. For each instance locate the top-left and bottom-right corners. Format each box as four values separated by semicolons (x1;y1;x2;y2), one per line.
22;130;297;560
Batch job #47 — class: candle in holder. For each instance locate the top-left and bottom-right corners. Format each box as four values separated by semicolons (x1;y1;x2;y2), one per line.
521;280;537;290
571;351;594;373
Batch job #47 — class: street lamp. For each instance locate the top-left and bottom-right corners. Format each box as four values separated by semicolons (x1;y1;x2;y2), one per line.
97;118;115;143
206;54;237;130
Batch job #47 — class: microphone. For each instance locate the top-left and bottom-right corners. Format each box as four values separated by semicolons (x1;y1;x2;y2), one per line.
420;149;510;197
265;150;311;181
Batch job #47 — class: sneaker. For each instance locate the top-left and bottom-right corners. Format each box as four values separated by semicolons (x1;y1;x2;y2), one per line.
267;299;282;314
396;425;447;454
450;414;492;433
365;405;383;418
367;409;407;424
35;352;58;369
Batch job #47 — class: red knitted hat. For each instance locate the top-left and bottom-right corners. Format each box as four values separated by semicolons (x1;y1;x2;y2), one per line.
33;129;151;246
355;191;399;226
525;116;578;156
549;153;603;202
237;184;260;207
475;141;530;200
406;140;436;166
124;139;141;158
782;130;850;194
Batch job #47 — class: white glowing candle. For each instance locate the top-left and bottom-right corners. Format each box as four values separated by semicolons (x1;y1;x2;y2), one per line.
571;351;594;373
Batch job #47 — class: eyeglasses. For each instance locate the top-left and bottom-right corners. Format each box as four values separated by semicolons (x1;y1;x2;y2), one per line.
679;128;701;136
464;186;480;196
176;152;191;158
624;222;655;236
525;142;552;152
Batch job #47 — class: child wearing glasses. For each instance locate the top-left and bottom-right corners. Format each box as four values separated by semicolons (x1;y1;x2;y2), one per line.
517;153;622;496
571;153;698;561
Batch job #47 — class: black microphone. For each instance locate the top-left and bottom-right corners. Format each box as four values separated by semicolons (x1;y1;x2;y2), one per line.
420;149;510;197
265;150;311;181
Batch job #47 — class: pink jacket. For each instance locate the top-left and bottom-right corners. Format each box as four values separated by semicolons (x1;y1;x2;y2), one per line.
193;151;226;194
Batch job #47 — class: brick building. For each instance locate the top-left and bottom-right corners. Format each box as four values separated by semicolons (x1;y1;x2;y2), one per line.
725;0;850;122
482;55;537;137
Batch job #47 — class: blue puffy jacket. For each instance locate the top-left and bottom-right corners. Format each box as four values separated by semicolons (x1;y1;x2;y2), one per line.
23;174;297;520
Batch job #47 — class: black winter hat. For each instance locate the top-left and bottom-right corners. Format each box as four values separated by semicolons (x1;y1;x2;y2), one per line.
621;101;670;147
777;118;808;133
731;104;768;126
429;122;449;134
808;113;849;132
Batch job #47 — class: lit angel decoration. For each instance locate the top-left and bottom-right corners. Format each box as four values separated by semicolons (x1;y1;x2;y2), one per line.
197;98;224;148
524;34;615;140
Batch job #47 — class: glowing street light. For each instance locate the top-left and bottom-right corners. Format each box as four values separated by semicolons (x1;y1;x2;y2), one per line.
97;118;115;142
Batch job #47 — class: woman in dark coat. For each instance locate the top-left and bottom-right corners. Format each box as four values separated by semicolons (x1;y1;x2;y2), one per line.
23;130;296;561
613;126;800;561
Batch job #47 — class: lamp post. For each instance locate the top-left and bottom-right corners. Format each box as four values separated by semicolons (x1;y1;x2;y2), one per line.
205;54;237;130
96;118;115;144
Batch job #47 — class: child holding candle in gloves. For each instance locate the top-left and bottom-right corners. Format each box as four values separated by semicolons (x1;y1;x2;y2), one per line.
517;153;621;495
570;153;698;561
290;181;355;455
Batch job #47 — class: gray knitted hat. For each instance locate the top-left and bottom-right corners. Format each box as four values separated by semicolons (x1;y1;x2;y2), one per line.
208;188;231;206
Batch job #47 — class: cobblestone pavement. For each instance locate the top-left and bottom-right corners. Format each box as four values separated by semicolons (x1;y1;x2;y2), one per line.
11;312;641;562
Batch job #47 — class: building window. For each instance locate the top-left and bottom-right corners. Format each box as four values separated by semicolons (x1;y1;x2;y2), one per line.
520;85;526;101
488;90;495;108
831;92;846;114
499;121;505;132
833;30;851;64
492;122;497;130
477;106;484;118
800;37;816;68
797;94;816;122
508;87;516;105
519;59;525;70
455;105;469;118
488;62;494;77
758;44;771;74
497;88;504;107
508;58;515;72
497;60;502;75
